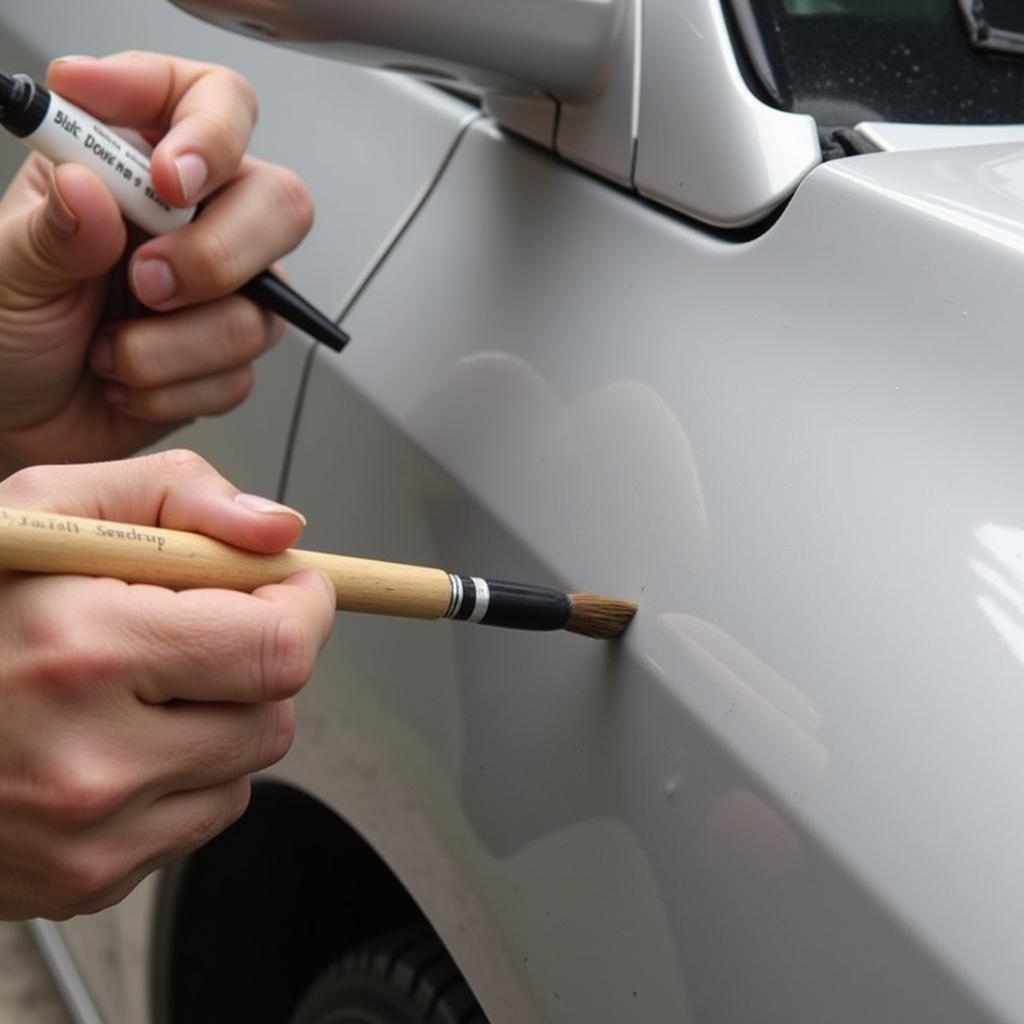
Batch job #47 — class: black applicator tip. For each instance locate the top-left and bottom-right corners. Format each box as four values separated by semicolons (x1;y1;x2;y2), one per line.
0;72;18;108
240;272;350;353
0;72;47;137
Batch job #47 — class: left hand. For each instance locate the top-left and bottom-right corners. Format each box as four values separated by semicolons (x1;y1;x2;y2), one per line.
0;52;314;471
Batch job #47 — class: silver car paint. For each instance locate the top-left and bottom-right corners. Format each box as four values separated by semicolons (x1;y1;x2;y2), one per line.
633;0;820;226
282;125;1024;1022
169;0;627;100
858;121;1024;153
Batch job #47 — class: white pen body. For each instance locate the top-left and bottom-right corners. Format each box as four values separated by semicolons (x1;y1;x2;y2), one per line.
24;89;193;236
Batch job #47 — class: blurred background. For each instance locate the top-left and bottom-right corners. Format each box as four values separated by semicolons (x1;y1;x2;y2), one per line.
0;923;71;1024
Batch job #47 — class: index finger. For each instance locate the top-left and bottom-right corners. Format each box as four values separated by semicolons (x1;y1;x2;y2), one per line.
126;571;336;705
0;450;308;555
47;52;259;207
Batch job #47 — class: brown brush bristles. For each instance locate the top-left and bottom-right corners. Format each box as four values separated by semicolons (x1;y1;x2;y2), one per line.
564;593;637;639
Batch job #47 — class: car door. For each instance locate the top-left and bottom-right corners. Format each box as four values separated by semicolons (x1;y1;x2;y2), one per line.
230;2;1024;1022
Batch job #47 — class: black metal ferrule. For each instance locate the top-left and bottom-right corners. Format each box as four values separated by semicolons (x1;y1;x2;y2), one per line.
480;579;572;632
0;73;49;138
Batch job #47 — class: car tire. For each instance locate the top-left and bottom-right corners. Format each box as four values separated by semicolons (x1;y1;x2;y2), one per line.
288;927;488;1024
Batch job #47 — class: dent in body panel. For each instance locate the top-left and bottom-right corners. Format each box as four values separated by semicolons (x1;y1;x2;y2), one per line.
282;366;700;1021
283;351;972;1021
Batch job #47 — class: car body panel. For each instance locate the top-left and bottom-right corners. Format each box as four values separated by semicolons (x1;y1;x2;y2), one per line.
859;121;1024;153
281;121;1024;1021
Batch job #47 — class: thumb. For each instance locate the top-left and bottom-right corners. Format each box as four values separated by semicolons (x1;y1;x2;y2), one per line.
0;449;309;554
0;162;125;306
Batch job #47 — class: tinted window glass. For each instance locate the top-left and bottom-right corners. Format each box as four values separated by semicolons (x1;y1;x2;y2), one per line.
976;1;1024;34
783;1;946;15
729;0;1024;126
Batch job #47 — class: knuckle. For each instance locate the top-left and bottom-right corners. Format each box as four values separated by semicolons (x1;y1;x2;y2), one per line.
189;719;252;779
225;366;255;408
72;884;134;919
27;597;130;695
0;464;57;504
57;845;122;911
222;299;268;363
188;782;251;847
195;107;249;162
180;806;224;851
226;69;259;124
18;595;71;656
191;368;254;419
222;777;252;830
129;387;173;422
115;328;162;388
269;167;314;239
258;612;315;700
189;228;240;294
157;447;212;478
173;779;252;860
260;699;296;768
43;751;129;828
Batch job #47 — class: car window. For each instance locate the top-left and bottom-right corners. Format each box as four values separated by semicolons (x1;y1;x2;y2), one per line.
728;0;1024;127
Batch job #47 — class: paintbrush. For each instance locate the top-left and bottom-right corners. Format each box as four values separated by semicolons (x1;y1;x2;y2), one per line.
0;506;636;640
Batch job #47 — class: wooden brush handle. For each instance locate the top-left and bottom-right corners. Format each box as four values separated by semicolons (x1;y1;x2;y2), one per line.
0;506;452;620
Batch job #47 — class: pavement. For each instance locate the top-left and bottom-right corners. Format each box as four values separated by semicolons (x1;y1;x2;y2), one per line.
0;923;72;1024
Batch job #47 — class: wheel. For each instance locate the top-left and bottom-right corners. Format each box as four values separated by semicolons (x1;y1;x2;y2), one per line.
289;927;488;1024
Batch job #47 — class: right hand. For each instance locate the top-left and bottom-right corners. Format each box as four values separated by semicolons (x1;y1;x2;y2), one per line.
0;450;335;920
0;52;313;472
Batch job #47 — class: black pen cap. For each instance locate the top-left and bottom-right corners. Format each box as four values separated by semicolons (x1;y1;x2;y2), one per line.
0;72;49;137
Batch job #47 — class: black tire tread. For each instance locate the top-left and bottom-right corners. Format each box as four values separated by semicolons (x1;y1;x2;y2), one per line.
290;926;488;1024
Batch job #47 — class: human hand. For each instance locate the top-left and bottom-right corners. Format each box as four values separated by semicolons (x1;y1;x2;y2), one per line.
0;449;334;920
0;52;314;472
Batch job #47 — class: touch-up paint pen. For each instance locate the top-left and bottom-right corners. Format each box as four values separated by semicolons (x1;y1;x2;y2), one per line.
0;71;349;353
0;506;638;639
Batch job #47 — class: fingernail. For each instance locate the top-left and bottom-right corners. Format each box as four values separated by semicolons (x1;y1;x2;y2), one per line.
46;166;78;237
235;493;307;526
132;259;178;305
51;55;96;65
90;334;115;376
173;153;208;204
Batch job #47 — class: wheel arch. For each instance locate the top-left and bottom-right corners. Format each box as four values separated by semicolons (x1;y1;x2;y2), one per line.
151;779;429;1024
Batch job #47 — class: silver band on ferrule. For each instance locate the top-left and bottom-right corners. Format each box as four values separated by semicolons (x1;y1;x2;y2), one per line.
445;572;463;619
444;573;490;622
467;578;490;622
